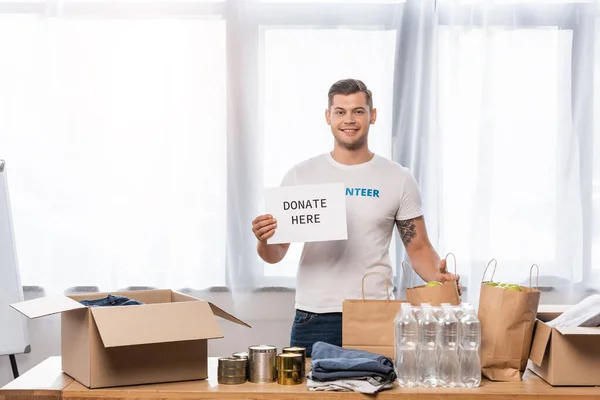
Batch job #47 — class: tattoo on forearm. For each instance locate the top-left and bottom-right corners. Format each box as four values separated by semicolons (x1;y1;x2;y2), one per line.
398;218;417;245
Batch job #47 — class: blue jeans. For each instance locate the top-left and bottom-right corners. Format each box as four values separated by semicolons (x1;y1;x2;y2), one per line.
290;309;342;357
310;341;396;382
79;294;143;307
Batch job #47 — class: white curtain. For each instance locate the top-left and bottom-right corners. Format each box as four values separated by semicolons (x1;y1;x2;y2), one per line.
0;11;229;293
0;0;599;307
393;0;600;307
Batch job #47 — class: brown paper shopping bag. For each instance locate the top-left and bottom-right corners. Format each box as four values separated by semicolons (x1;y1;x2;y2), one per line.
478;260;541;382
404;253;461;306
342;272;405;359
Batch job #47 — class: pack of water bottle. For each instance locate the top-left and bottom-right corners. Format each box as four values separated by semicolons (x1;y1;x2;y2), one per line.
393;302;481;388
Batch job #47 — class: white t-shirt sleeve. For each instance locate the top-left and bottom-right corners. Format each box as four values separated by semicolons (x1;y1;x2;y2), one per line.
396;171;424;220
280;166;298;186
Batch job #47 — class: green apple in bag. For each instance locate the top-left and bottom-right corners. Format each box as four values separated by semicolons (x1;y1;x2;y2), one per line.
425;281;442;287
506;284;522;291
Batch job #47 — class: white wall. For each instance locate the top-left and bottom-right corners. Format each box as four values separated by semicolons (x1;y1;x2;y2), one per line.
0;288;297;387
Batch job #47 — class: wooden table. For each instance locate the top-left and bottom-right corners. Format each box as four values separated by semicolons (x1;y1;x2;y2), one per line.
0;357;72;400
2;356;600;400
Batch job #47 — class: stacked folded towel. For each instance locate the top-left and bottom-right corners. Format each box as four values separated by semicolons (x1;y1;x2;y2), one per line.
307;341;396;394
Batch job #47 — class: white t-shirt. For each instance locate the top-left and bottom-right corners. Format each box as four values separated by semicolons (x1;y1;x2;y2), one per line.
280;152;423;313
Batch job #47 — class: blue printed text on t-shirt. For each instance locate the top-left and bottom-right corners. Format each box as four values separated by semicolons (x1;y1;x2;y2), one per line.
345;188;380;197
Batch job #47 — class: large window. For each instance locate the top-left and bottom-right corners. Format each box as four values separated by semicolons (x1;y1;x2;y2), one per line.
438;27;573;282
435;1;595;294
1;0;599;299
0;14;227;291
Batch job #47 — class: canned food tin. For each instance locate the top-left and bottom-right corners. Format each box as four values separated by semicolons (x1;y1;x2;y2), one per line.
282;346;306;378
217;357;247;385
232;351;250;380
276;353;303;385
248;345;277;383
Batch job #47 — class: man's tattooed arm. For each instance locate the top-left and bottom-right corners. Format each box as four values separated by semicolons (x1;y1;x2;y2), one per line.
397;217;418;246
395;216;449;285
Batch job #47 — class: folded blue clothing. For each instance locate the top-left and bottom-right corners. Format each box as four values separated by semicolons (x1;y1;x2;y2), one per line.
311;341;393;364
310;342;396;383
79;294;144;307
311;358;396;382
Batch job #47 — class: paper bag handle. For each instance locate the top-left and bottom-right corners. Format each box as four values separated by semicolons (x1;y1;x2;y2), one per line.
530;264;539;289
444;252;457;274
401;261;414;288
481;259;498;283
361;272;390;301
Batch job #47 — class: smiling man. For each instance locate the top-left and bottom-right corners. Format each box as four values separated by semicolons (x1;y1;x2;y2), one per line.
251;79;459;356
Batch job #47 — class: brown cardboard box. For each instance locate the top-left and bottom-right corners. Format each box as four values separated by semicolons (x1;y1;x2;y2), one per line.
10;289;250;388
528;304;600;386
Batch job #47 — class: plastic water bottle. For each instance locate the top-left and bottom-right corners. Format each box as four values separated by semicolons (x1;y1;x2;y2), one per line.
394;303;418;387
438;305;460;387
459;305;481;387
436;303;450;319
413;303;425;322
416;303;429;357
417;304;439;387
454;302;471;321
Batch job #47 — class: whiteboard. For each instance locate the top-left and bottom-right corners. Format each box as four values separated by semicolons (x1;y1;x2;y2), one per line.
0;160;30;356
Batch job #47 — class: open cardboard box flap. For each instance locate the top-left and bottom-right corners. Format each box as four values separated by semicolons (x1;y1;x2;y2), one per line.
208;302;251;328
555;327;600;336
10;295;87;318
529;306;567;366
91;300;224;347
529;320;552;366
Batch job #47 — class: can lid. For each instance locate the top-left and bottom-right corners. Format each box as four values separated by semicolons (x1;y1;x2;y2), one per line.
218;357;246;366
232;351;249;358
249;344;277;352
282;346;306;353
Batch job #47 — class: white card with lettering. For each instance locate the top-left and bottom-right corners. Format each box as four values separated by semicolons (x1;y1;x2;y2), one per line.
264;182;348;244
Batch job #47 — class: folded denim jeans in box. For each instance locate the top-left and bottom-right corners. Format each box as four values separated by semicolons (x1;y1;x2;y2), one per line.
79;294;144;307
